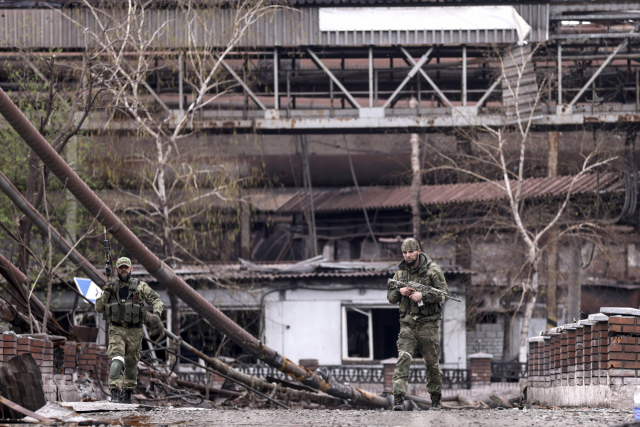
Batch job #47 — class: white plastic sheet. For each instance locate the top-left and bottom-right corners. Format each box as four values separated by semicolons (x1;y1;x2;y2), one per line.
319;6;532;44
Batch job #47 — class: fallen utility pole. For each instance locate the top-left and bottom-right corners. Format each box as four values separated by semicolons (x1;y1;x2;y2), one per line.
0;87;389;409
0;251;68;337
0;188;342;410
157;329;345;408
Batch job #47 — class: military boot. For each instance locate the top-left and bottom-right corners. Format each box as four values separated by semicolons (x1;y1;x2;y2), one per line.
110;388;121;403
392;393;405;411
430;393;442;411
122;389;133;404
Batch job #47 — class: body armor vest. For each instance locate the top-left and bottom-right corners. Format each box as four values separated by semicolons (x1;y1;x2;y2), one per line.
103;279;144;325
397;267;443;319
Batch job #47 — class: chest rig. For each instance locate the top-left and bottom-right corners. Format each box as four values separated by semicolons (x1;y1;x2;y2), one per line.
103;279;144;325
398;259;442;319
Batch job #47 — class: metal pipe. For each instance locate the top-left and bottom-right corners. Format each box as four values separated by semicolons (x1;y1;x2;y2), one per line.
0;171;105;286
568;39;628;108
0;87;389;409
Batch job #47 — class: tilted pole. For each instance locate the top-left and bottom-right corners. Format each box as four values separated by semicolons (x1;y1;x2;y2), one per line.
0;87;389;409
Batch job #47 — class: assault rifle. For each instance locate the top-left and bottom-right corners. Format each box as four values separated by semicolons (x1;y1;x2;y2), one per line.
103;226;112;280
387;278;462;305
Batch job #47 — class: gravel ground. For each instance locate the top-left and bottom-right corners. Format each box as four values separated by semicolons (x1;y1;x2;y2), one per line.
94;407;637;426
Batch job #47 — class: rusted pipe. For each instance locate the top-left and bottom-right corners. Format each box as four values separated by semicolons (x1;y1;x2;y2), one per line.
0;87;390;409
175;379;242;398
0;252;69;337
0;170;106;286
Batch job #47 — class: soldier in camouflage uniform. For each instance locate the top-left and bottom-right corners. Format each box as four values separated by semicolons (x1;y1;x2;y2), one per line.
95;257;164;404
387;238;448;411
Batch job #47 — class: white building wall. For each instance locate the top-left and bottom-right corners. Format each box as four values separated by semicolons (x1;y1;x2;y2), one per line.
264;285;467;367
442;294;467;369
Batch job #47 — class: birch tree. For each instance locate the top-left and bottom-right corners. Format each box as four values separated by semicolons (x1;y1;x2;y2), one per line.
60;0;278;333
423;44;620;362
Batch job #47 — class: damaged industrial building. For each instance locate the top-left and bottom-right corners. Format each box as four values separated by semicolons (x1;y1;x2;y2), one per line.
0;0;640;423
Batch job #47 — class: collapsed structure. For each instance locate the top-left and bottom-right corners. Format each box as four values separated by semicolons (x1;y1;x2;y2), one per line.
0;0;639;414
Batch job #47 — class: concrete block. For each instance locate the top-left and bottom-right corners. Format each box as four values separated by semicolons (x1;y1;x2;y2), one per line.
600;307;640;317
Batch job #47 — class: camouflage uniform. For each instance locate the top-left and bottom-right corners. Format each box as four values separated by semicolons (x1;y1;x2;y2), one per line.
95;272;164;392
387;247;448;403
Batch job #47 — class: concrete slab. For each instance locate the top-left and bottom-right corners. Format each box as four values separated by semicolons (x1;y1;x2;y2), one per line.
600;307;640;317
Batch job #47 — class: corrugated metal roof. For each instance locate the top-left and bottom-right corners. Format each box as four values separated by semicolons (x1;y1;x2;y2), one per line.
276;173;623;214
130;260;470;283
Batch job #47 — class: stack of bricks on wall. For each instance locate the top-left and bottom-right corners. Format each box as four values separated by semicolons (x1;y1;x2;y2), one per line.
527;307;640;408
0;331;109;401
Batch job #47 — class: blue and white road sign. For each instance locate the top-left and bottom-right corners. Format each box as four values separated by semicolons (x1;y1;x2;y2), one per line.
74;278;103;303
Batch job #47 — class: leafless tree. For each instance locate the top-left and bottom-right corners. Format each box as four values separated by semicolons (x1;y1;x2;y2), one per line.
422;44;620;362
59;0;279;333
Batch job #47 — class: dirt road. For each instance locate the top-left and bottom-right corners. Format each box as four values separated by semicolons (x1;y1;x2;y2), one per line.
96;407;635;426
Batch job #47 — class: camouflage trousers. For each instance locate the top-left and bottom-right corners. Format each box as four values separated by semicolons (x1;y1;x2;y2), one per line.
107;325;143;391
392;320;442;395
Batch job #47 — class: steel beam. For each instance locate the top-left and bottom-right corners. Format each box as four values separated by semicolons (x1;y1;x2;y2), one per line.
306;48;361;110
274;48;279;110
462;45;467;107
215;53;267;111
567;39;628;109
558;41;562;107
382;47;433;109
369;47;374;108
399;46;454;109
476;75;503;108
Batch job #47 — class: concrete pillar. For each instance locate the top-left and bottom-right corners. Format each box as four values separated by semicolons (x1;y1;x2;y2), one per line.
468;353;492;387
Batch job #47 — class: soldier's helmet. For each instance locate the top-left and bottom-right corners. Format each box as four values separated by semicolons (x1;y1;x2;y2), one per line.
116;257;132;268
401;238;420;252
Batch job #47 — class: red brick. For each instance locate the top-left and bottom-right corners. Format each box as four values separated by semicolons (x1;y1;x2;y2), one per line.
609;325;623;333
613;336;637;344
624;361;640;369
16;345;30;352
609;316;636;325
610;361;624;368
31;340;44;348
610;344;623;352
611;352;636;361
2;335;15;342
17;338;29;345
623;325;640;334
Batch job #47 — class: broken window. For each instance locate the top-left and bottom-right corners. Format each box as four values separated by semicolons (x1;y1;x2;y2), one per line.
342;307;402;362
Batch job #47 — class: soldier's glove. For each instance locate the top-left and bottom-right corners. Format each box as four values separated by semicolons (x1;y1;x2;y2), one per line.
147;312;165;339
103;283;116;294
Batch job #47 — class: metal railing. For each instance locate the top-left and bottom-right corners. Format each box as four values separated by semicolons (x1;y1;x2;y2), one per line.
177;364;471;389
491;362;528;382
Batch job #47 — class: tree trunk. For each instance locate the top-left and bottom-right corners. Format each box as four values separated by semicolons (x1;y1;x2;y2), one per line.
17;150;40;273
410;133;421;240
518;265;539;363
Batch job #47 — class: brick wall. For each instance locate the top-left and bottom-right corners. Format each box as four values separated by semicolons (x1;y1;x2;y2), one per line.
1;332;109;401
528;308;640;407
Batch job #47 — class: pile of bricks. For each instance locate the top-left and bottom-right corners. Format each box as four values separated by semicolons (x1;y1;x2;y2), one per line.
0;332;109;401
527;307;640;408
